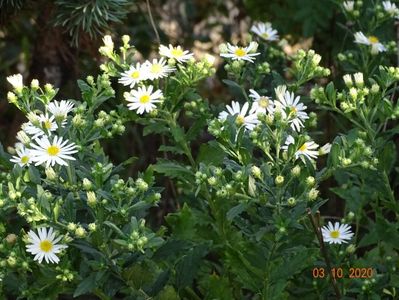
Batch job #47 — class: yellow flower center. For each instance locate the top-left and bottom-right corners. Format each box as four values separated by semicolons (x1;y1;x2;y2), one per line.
262;33;269;39
259;97;269;108
290;106;297;114
171;47;183;57
299;143;307;152
130;71;140;79
44;120;52;129
235;115;245;125
234;48;247;57
151;64;162;74
21;156;29;164
39;240;53;252
47;145;60;156
368;36;379;44
330;230;340;239
139;95;150;104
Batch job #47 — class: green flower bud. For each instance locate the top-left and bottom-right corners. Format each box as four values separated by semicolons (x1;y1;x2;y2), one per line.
251;166;262;179
83;178;93;190
308;188;319;201
287;197;296;207
75;227;86;238
306;176;315;187
86;191;97;206
346;244;356;254
275;175;284;186
291;165;301;177
67;222;77;231
207;176;217;186
88;223;96;232
136;178;148;192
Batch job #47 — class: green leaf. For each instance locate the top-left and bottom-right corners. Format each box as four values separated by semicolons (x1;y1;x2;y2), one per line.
175;244;209;289
73;273;97;297
227;203;248;221
196;143;225;166
103;221;127;238
153;159;194;181
222;79;244;98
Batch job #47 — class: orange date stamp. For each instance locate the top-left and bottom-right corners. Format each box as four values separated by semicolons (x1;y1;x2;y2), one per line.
312;267;374;279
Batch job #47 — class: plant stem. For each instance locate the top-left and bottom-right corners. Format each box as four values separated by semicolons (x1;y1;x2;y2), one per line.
307;209;341;300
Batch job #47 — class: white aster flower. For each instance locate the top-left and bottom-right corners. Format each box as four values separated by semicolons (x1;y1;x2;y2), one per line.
47;100;74;121
220;42;260;63
7;74;23;92
354;32;386;54
321;222;354;244
30;135;78;167
343;1;354;12
124;85;163;114
218;101;259;130
249;89;274;114
319;143;332;155
118;63;148;88
383;1;398;15
283;135;319;161
159;44;194;63
274;89;308;131
250;22;279;41
26;227;68;264
10;146;32;167
144;58;176;80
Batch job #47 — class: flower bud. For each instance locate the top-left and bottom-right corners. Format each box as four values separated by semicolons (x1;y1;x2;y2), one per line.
275;175;284;186
45;167;57;181
67;222;77;231
291;165;301;177
122;35;130;46
83;178;93;190
207;176;217;186
308;188;319;201
30;79;39;90
75;227;86;238
306;176;315;187
86;191;97;206
353;72;364;87
343;74;353;88
88;223;96;232
136;178;148;192
6;233;17;245
287;197;296;206
251;166;262;179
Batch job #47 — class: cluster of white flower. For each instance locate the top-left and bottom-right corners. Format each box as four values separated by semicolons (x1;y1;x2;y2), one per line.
116;37;194;114
218;84;331;162
5;76;78;168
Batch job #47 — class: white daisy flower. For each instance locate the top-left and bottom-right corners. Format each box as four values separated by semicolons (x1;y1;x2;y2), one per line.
218;101;259;130
159;44;194;63
10;146;32;167
220;42;260;63
124;85;163;114
274;88;308;131
118;63;148;88
354;32;386;54
250;22;279;41
6;74;23;92
321;222;354;244
343;1;354;12
283;135;319;161
248;89;274;114
26;227;68;264
144;58;176;80
47;100;74;121
383;1;398;15
30;135;78;167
